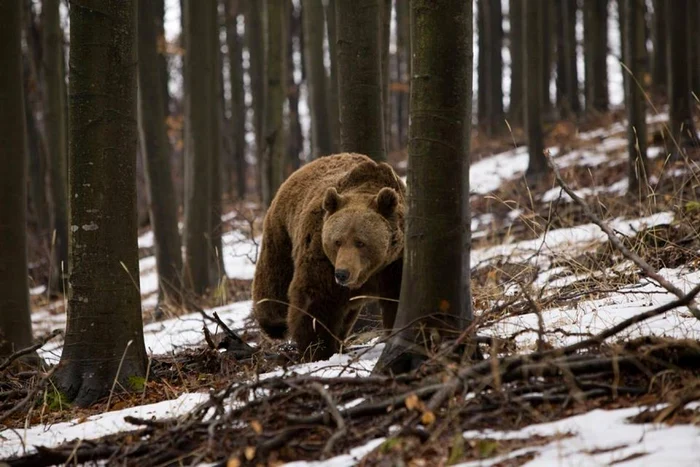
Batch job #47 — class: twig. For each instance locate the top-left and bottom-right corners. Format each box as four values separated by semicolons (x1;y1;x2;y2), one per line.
0;329;62;373
309;383;347;458
0;367;57;425
545;151;700;320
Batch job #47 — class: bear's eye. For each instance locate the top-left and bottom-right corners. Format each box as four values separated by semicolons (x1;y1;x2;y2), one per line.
335;239;342;247
355;240;365;248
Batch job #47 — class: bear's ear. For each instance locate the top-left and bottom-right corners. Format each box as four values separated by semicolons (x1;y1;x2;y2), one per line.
374;187;399;218
323;187;344;214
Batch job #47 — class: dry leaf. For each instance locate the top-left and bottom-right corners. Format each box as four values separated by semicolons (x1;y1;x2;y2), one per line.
404;393;420;411
250;420;263;434
226;458;241;467
244;446;256;460
421;411;436;425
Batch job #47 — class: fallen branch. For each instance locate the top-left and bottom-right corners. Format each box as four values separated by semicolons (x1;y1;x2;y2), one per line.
309;383;347;458
0;366;57;425
0;329;62;373
545;151;700;320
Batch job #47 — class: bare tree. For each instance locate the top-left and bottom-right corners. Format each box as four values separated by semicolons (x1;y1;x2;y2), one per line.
286;0;303;171
224;0;248;199
137;0;183;307
244;0;265;196
325;0;340;151
54;0;147;406
302;0;332;159
477;0;504;136
524;0;548;181
42;0;69;295
625;0;648;197
394;0;410;148
375;0;473;374
583;0;609;112
555;0;581;117
380;0;392;150
0;0;36;362
335;0;386;162
261;0;287;206
667;0;697;157
210;3;226;285
651;0;667;92
183;0;213;294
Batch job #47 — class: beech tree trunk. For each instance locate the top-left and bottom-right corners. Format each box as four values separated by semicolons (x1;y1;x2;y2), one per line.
584;0;609;112
244;0;265;197
225;0;248;199
336;0;386;161
210;4;226;286
651;0;667;92
509;0;524;124
524;0;547;181
325;0;340;152
380;0;392;150
183;0;213;294
0;0;35;361
302;0;332;159
286;0;303;172
395;0;410;148
667;0;697;157
137;0;183;307
42;0;70;295
625;0;648;198
478;0;504;135
55;0;147;406
262;0;287;206
555;0;581;117
375;0;472;374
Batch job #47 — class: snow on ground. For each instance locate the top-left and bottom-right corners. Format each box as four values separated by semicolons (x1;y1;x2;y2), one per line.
10;112;700;465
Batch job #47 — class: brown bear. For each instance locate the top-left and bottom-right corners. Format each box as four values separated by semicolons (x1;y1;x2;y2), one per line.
252;153;405;361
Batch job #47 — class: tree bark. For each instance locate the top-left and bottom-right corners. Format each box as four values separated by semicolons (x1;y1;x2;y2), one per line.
210;4;226;286
380;0;392;150
42;0;70;295
302;0;332;159
224;0;248;199
478;0;504;135
0;0;35;361
508;0;523;124
394;0;410;148
325;0;340;152
555;0;581;117
625;0;648;198
286;0;303;172
374;0;472;374
583;0;609;112
137;0;183;307
244;0;265;197
154;0;170;117
262;0;287;206
55;0;146;406
524;0;547;181
667;0;697;156
335;0;386;162
651;0;667;92
183;0;213;295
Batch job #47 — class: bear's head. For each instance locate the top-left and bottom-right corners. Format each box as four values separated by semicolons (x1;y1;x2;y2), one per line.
321;186;402;289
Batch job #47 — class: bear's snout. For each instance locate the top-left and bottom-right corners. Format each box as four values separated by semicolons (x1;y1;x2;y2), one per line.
334;269;351;286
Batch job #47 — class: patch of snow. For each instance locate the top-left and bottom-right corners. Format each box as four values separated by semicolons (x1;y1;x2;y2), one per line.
459;406;700;466
30;285;46;296
0;393;209;459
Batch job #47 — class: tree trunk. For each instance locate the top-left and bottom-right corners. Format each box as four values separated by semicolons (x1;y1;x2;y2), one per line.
154;0;170;117
380;0;392;151
42;0;70;295
394;0;410;148
667;0;697;156
374;0;472;374
625;0;648;198
302;0;332;159
541;0;553;115
55;0;146;406
479;0;504;136
335;0;386;162
325;0;340;152
524;0;547;181
477;0;487;128
261;0;287;206
286;0;303;172
651;0;667;93
210;4;226;286
137;0;183;307
244;0;265;197
509;0;524;123
224;0;248;199
24;83;51;243
183;0;213;295
584;0;609;112
555;0;581;117
0;0;35;361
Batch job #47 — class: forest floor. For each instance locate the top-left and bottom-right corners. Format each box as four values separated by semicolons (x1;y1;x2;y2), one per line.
1;110;700;466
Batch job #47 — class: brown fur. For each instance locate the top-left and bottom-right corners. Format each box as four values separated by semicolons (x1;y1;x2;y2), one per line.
252;153;406;361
